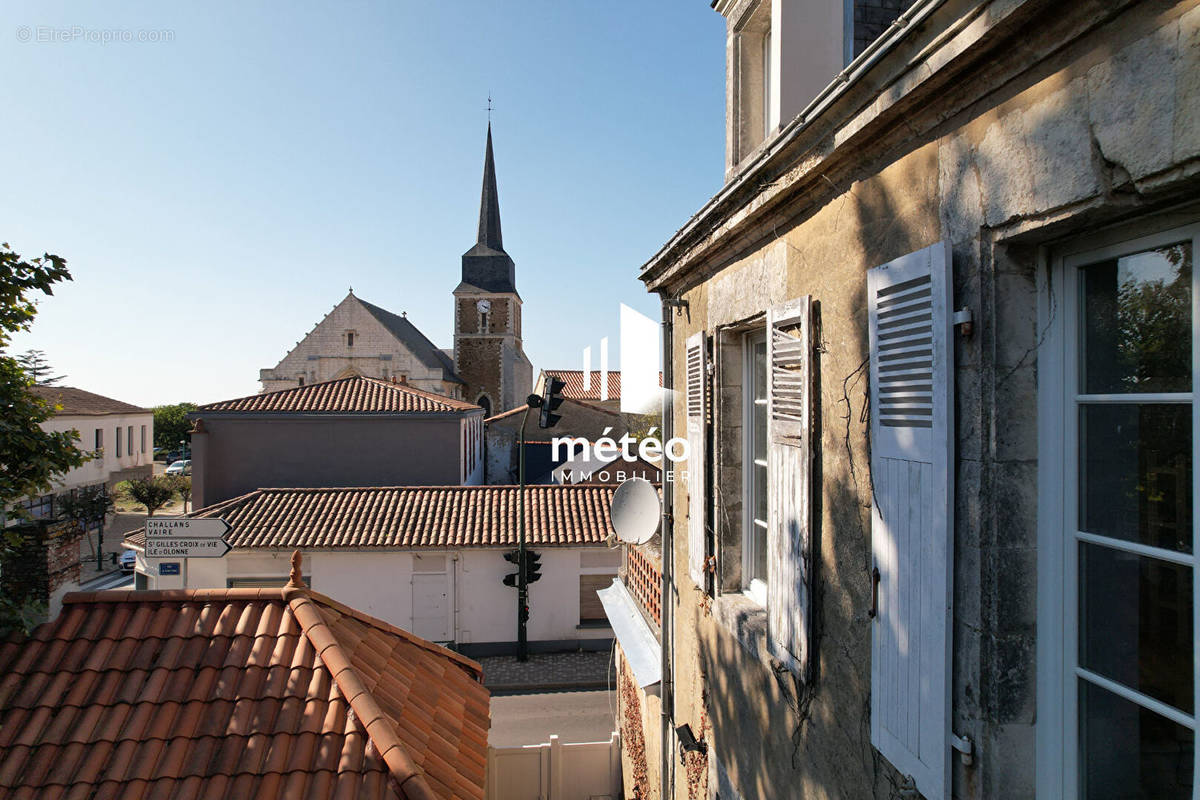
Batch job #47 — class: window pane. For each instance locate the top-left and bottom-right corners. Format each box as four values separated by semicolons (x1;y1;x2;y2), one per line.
1079;542;1193;713
1079;404;1192;552
1079;241;1192;394
1079;679;1194;799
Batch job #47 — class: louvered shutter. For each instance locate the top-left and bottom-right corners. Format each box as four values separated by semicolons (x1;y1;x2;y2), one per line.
766;297;813;676
867;242;954;799
685;331;707;588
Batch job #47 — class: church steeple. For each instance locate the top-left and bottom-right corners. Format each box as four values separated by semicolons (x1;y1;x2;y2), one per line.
476;124;504;253
458;124;518;296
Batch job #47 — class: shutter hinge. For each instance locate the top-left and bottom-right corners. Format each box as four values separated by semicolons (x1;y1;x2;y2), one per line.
950;732;974;766
953;307;974;337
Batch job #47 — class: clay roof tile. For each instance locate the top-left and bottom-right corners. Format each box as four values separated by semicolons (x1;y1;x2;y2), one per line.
0;587;487;799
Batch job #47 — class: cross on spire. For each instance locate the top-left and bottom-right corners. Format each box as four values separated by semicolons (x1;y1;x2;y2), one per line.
486;93;493;124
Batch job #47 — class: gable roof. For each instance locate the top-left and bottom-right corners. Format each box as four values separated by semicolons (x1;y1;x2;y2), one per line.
198;376;481;415
30;385;150;416
0;581;489;800
357;298;463;383
125;485;616;551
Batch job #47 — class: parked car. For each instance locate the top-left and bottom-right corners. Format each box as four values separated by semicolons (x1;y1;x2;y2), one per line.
165;459;191;475
119;550;136;574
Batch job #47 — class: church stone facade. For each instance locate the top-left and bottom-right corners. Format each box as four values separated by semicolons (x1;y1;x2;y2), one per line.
258;292;464;398
260;125;532;413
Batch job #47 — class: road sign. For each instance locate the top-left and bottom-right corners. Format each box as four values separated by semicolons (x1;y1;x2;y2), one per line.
145;538;232;559
158;562;181;576
144;518;230;540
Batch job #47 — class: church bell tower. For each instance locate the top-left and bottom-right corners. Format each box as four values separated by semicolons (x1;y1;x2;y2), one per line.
453;124;532;416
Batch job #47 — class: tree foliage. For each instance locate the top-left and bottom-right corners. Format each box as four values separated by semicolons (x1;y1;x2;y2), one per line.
0;244;85;511
122;477;177;517
57;485;115;565
161;474;191;512
0;242;83;633
153;402;197;450
16;349;64;385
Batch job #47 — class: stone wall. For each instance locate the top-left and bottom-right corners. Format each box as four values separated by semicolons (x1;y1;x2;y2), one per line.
636;1;1200;798
261;294;452;394
0;520;82;625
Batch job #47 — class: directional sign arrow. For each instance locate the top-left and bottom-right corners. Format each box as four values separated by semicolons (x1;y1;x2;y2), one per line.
144;518;230;540
145;538;232;559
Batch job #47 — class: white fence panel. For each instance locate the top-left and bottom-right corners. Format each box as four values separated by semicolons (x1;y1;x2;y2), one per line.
487;732;621;800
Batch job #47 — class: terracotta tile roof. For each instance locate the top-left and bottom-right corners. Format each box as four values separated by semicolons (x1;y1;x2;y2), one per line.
0;580;489;800
199;376;481;415
125;485;616;551
31;386;150;416
539;370;662;402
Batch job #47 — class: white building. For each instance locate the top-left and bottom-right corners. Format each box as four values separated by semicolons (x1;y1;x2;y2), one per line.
124;484;620;655
21;386;154;518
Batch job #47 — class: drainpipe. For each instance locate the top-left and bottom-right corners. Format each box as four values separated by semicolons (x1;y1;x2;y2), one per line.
659;293;676;800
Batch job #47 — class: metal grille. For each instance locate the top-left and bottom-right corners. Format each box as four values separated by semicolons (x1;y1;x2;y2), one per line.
875;274;934;428
686;342;704;417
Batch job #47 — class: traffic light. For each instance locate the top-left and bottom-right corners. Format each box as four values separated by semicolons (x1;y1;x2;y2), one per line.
523;550;542;584
539;377;565;429
519;605;529;623
501;549;542;587
502;549;520;587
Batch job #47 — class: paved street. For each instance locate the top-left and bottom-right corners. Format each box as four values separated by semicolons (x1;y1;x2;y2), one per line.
489;690;617;747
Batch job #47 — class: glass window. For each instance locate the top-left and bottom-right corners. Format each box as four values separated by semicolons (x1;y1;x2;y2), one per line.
140;425;146;453
1067;232;1197;797
127;426;133;455
116;428;122;458
745;330;768;604
1079;242;1191;394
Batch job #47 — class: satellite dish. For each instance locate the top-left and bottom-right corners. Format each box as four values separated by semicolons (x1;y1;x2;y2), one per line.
610;478;661;545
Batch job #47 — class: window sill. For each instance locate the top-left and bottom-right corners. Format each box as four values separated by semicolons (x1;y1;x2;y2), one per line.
712;592;771;666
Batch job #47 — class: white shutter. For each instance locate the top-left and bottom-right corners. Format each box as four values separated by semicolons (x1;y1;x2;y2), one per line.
686;331;707;588
868;242;954;799
766;297;813;676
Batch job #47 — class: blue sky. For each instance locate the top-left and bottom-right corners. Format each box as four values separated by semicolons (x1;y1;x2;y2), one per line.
1;2;726;406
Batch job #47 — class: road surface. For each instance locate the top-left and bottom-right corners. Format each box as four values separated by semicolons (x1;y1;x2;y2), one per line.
489;690;616;747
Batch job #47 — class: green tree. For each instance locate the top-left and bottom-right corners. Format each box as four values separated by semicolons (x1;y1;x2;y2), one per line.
161;474;192;513
153;402;197;451
16;349;64;385
57;486;115;566
0;242;85;633
0;243;86;506
122;477;176;517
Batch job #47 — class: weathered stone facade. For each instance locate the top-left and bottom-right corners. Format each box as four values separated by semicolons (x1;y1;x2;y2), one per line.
259;292;463;397
624;1;1200;798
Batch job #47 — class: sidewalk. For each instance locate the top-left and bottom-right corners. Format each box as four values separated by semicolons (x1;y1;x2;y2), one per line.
478;649;615;694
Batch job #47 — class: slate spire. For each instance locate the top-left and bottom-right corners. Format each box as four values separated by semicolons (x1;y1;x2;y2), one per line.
476;123;504;252
458;123;517;296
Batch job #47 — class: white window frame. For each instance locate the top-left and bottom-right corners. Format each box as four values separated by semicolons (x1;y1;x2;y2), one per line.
1036;220;1200;798
743;328;769;607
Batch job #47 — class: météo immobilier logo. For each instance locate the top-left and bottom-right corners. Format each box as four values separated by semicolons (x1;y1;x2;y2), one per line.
550;304;691;484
